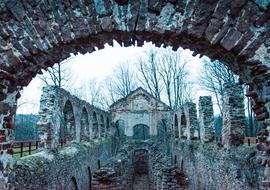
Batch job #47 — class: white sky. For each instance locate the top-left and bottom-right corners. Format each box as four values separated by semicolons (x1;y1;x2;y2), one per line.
17;42;215;115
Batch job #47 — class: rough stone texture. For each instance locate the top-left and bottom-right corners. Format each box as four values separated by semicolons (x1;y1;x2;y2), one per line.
38;86;111;149
222;84;246;147
110;87;172;137
11;140;114;189
183;102;199;140
92;167;118;190
161;165;188;190
0;0;269;186
199;96;214;143
174;141;265;190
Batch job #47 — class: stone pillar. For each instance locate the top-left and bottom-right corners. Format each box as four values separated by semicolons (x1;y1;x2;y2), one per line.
222;84;245;147
199;96;214;143
37;86;61;150
0;89;18;189
183;102;198;140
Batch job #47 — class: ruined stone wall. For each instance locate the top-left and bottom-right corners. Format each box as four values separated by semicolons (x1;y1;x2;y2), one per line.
173;141;264;190
38;86;111;149
11;139;114;189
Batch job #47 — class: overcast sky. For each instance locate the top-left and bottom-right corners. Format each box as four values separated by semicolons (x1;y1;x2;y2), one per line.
17;42;215;115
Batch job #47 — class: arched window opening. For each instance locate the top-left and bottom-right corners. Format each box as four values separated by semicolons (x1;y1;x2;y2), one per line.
98;160;101;169
80;107;89;142
100;115;105;137
92;112;98;139
174;114;179;138
106;117;110;136
180;111;187;139
62;100;76;144
133;124;150;140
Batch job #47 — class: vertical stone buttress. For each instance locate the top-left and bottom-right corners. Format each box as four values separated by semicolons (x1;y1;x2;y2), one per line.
183;102;198;140
199;96;214;143
222;84;245;147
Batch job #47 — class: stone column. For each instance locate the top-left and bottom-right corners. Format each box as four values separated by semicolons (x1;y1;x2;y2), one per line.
222;84;245;147
183;102;198;140
0;89;18;189
37;86;61;150
199;96;214;143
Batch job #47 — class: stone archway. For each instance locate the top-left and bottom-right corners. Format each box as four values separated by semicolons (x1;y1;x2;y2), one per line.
180;110;187;139
63;100;76;143
80;107;89;142
0;1;270;125
0;0;270;188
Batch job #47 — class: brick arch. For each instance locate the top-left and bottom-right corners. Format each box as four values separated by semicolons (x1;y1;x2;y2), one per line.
0;0;270;187
0;0;269;122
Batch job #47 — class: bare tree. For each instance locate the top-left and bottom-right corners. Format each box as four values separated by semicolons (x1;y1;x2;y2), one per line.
71;79;107;110
39;57;73;89
244;85;260;137
103;78;120;106
200;59;238;115
137;49;163;100
104;63;137;105
159;49;192;110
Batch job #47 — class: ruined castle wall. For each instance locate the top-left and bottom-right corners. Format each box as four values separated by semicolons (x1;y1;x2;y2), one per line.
173;141;264;190
38;86;111;149
11;139;114;190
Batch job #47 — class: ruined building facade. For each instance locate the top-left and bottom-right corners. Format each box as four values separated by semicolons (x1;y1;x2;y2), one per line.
11;85;264;190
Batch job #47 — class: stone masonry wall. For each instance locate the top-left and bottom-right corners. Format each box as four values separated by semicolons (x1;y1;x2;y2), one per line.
174;141;265;190
11;139;113;189
38;86;111;149
198;96;214;143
